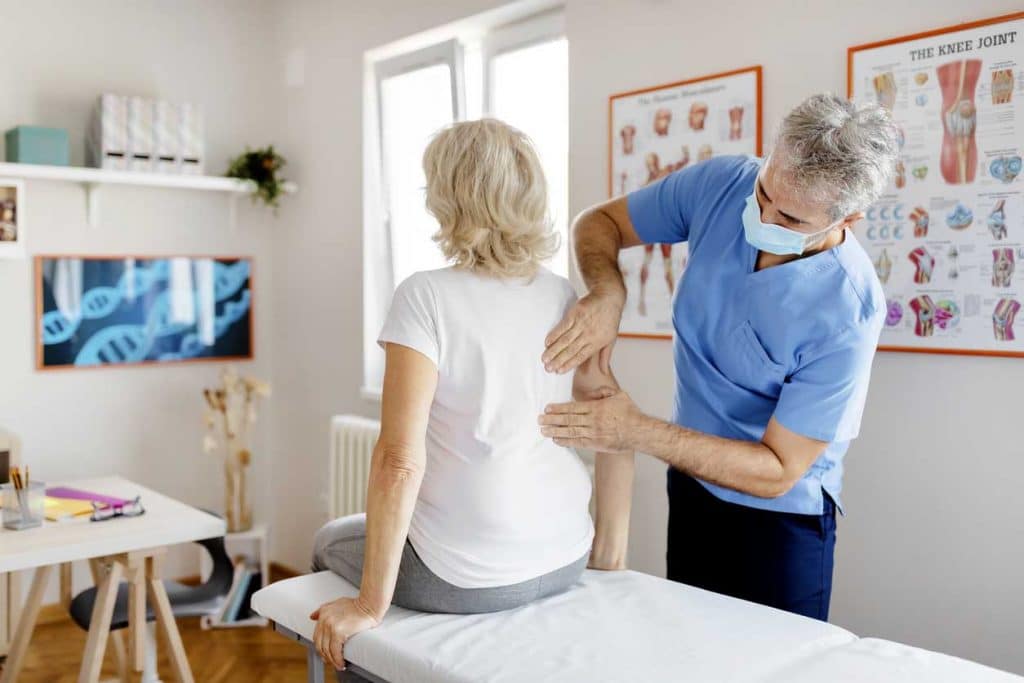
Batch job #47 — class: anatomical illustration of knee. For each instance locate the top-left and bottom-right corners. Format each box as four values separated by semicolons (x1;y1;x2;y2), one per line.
909;295;936;337
873;72;897;110
990;69;1014;105
937;59;981;185
909;206;929;237
873;248;893;284
908;246;935;284
987;200;1007;240
993;297;1021;341
991;248;1015;288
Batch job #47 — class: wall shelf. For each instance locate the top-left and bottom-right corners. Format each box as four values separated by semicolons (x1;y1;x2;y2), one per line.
0;161;296;227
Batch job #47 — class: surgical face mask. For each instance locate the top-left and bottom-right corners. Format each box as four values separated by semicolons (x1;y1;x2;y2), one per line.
742;191;835;256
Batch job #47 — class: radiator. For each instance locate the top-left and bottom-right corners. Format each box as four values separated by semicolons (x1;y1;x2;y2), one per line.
328;415;380;519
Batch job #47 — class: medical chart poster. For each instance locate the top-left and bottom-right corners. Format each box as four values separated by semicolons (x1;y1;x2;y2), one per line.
609;66;762;339
849;12;1024;357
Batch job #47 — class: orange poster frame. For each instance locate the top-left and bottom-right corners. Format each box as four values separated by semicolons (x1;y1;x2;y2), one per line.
848;11;1024;359
35;254;256;371
608;65;763;340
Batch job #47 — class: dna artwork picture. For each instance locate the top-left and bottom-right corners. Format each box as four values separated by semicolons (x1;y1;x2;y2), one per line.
849;12;1024;357
36;255;253;369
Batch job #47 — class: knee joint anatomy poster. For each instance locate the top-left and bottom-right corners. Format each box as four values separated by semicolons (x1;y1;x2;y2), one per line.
609;66;762;339
850;12;1024;356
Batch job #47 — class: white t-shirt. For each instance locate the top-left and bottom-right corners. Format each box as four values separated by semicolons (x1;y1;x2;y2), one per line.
378;266;594;589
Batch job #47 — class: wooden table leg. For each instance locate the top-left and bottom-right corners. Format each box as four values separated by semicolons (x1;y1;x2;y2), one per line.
0;564;53;683
126;553;146;672
146;551;194;683
60;562;74;609
88;558;130;683
78;559;123;683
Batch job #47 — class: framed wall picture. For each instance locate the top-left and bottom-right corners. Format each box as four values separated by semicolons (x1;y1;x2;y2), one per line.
35;255;254;370
609;66;762;339
0;180;25;259
849;11;1024;357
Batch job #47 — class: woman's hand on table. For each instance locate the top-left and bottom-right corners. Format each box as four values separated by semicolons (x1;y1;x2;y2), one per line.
588;543;627;571
310;596;381;671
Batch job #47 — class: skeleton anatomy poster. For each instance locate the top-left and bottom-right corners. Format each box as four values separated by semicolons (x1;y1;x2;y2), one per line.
849;12;1024;356
609;66;761;339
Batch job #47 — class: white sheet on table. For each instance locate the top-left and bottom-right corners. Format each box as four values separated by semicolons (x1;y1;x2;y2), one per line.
759;637;1020;683
253;569;857;682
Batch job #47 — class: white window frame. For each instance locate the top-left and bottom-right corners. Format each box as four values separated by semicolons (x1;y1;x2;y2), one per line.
363;41;462;398
362;5;565;400
481;11;566;115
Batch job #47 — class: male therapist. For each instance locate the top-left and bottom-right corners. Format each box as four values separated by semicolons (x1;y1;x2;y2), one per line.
539;94;899;620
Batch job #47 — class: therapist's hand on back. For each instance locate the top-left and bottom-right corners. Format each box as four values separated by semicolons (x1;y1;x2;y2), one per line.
539;387;641;454
543;290;624;375
310;596;381;671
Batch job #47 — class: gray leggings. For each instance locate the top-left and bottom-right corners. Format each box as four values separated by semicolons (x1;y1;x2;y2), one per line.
311;513;588;614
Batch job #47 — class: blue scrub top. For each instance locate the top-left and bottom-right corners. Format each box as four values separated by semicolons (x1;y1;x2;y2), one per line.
627;155;885;515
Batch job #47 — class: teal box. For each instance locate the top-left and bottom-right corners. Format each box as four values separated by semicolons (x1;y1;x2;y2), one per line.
5;126;70;166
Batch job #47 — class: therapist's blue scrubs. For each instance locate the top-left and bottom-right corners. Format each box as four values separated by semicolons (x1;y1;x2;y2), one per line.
627;155;885;620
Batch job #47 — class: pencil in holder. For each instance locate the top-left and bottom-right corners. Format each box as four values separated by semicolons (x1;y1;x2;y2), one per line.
2;481;45;530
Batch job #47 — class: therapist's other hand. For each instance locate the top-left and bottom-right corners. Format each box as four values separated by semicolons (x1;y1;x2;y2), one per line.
539;389;640;453
310;596;380;671
543;291;624;375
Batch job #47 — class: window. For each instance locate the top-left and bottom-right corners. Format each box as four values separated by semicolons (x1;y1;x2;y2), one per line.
363;10;568;396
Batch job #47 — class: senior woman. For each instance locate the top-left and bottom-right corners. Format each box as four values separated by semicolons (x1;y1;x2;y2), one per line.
308;119;634;671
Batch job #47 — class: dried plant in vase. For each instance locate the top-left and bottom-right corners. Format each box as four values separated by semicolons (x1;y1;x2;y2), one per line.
202;367;270;532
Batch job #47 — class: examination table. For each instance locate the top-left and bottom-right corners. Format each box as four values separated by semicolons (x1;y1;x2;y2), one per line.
252;568;1021;682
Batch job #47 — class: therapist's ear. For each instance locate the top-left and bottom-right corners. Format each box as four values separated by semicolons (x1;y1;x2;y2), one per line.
840;211;866;228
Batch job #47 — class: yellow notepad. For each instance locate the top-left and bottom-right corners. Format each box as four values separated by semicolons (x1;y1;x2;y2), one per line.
43;496;94;521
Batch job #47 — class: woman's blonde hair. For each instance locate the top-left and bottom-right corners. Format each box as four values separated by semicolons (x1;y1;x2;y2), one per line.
422;118;558;278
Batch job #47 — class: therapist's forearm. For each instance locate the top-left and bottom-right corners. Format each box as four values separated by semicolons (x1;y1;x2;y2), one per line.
590;451;635;569
630;414;795;499
575;209;627;304
358;443;425;621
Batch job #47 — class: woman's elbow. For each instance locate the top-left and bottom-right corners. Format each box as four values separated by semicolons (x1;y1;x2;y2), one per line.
374;444;425;484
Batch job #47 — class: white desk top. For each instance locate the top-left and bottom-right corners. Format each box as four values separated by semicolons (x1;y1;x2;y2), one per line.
0;476;226;573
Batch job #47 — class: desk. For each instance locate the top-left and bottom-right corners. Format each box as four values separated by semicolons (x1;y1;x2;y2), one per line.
0;477;225;683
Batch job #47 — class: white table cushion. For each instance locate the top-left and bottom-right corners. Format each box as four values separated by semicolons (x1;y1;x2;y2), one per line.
253;569;858;683
761;637;1020;682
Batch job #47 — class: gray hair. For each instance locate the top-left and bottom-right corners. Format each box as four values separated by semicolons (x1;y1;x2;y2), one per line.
773;93;900;221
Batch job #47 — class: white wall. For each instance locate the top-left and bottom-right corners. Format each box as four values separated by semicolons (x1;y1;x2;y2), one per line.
566;0;1024;674
0;0;281;599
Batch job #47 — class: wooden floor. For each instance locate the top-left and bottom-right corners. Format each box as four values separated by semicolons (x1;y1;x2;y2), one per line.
8;615;311;682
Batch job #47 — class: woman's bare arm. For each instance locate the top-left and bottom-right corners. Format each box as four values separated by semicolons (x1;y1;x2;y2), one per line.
572;356;635;570
358;343;438;618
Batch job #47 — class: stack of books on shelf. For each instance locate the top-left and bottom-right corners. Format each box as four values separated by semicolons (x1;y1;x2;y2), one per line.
200;559;267;629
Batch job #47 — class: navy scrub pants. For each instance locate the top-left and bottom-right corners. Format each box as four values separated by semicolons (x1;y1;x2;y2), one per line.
666;469;837;621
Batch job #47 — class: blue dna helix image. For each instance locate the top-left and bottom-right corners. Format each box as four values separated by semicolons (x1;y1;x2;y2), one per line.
40;258;252;367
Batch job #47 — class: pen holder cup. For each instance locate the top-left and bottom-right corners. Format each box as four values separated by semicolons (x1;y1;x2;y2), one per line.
2;481;45;530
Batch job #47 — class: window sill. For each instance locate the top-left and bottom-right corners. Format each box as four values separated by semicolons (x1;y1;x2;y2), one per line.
360;385;383;402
